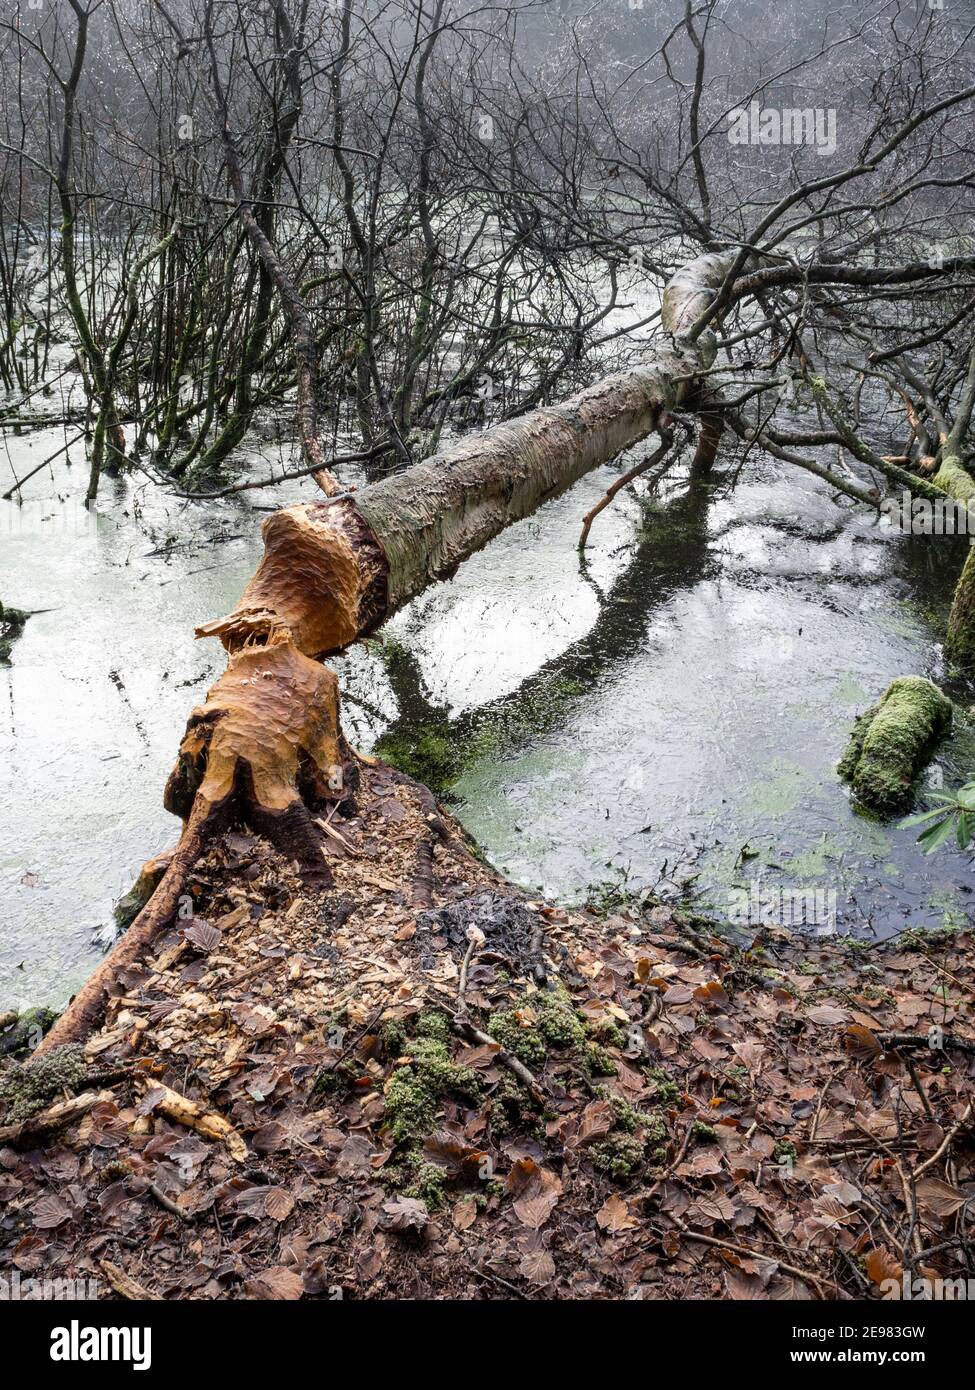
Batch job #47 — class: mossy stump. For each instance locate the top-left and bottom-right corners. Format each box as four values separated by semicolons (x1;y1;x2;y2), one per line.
0;601;28;664
839;675;952;815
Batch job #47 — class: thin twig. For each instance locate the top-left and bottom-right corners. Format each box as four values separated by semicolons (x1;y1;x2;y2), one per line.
578;436;675;550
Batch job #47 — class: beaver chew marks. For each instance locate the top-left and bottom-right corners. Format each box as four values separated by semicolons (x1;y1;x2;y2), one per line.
196;499;388;658
167;632;350;822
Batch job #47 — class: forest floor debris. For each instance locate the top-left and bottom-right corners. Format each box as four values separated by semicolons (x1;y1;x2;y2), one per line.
1;757;974;1300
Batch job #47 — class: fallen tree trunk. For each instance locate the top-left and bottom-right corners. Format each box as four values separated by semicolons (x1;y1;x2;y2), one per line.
36;250;735;1056
946;551;975;671
941;468;975;673
197;259;736;661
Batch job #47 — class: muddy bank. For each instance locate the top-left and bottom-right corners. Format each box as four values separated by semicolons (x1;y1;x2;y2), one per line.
1;758;972;1300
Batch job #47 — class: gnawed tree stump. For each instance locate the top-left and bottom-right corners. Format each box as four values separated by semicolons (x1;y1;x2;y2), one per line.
164;633;354;888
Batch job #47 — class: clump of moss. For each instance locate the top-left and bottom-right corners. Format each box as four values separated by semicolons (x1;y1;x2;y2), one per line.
326;1004;349;1032
378;1018;407;1059
590;1132;646;1179
0;1045;86;1123
402;1161;448;1211
0;1006;58;1058
839;676;952;815
415;1010;452;1045
588;1091;671;1179
580;1042;618;1079
490;991;586;1068
692;1120;717;1143
489;1010;547;1067
646;1066;681;1104
946;539;975;672
537;993;586;1049
383;1036;481;1145
608;1095;655;1134
773;1139;798;1165
646;1114;668;1159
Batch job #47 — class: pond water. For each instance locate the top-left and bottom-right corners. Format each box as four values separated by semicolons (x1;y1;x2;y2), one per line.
2;398;974;1012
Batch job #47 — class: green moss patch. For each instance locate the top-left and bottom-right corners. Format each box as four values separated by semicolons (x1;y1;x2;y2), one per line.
590;1132;646;1178
581;1042;618;1079
401;1160;449;1211
0;1045;86;1123
0;1007;59;1059
585;1091;672;1181
839;676;952;815
489;989;587;1068
382;1035;481;1146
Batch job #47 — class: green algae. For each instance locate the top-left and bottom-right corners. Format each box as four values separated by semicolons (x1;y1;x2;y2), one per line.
927;889;968;932
742;759;818;819
373;728;460;793
832;673;870;707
